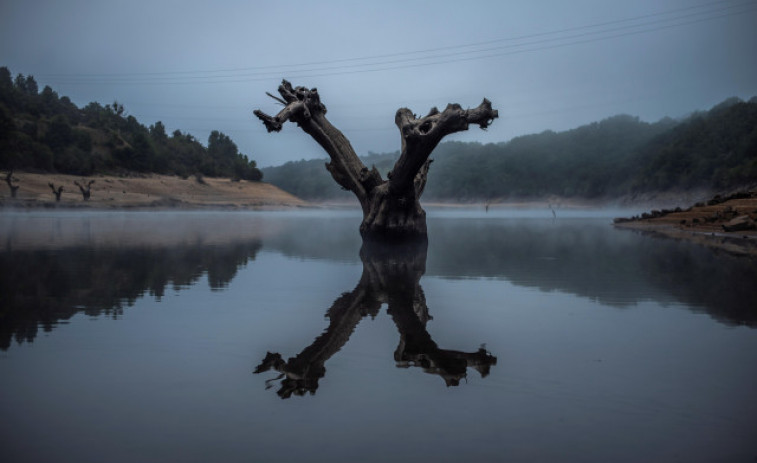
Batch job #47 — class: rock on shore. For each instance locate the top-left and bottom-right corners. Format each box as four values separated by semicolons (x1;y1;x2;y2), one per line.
613;191;757;256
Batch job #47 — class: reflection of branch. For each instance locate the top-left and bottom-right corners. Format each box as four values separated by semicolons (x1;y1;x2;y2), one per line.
254;242;497;397
253;271;380;399
390;298;496;386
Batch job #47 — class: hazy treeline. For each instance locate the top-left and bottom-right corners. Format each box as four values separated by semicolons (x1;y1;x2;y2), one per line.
263;97;757;200
0;67;262;180
3;63;753;195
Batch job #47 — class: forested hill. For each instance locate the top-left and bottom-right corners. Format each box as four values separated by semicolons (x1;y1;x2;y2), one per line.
263;97;757;201
3;64;754;197
0;67;262;180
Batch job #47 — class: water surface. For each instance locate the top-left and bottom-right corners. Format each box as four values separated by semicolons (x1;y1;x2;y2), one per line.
1;209;755;462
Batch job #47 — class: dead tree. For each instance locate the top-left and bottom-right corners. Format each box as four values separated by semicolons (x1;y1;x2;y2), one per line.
48;183;64;201
4;170;19;198
254;80;498;241
73;180;95;201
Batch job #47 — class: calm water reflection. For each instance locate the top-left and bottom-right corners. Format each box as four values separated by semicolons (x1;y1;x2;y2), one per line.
254;241;496;398
1;209;756;462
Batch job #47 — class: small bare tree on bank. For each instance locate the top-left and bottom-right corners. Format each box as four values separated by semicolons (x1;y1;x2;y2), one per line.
74;180;95;201
48;183;64;201
4;170;20;198
254;80;498;241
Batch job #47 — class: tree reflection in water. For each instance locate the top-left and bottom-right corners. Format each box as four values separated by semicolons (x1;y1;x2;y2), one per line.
254;242;497;398
0;240;262;350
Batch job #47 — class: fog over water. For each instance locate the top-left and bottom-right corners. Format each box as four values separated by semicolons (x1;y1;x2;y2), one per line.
1;209;756;462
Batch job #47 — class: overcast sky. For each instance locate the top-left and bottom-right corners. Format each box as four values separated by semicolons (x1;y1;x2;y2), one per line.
2;0;756;167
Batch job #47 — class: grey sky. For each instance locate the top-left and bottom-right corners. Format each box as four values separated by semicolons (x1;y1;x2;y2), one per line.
1;0;756;167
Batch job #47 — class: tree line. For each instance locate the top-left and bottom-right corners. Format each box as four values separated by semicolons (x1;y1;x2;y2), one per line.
0;67;262;181
263;97;757;201
4;64;753;197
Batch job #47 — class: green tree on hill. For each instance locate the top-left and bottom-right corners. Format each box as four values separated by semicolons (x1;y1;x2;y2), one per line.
631;99;757;191
0;66;263;181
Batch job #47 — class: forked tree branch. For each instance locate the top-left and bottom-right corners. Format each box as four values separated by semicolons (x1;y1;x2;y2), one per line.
253;81;498;200
254;80;375;209
390;99;498;193
253;81;498;240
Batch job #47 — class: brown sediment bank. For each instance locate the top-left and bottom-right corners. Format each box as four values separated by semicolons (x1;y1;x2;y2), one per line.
0;172;309;209
613;191;757;257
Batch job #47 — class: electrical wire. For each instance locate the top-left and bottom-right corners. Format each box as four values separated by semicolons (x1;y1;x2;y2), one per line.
38;0;756;86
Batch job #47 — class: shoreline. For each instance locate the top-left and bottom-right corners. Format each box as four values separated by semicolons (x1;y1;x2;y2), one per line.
4;172;756;257
613;191;757;257
2;171;728;212
1;172;309;210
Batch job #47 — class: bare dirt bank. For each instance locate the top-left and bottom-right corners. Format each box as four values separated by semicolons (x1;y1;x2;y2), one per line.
1;172;309;209
613;191;757;257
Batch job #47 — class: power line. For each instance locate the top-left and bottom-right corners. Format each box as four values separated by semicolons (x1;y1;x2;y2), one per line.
41;0;754;79
39;0;755;86
258;4;757;84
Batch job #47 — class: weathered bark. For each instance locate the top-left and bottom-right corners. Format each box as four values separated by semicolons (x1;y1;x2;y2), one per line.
74;180;95;201
5;170;19;198
48;183;63;201
254;80;498;241
253;241;496;398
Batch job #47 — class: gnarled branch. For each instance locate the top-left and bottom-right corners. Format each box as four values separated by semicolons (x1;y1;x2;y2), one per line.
254;80;373;210
48;183;64;201
253;82;498;241
390;99;498;192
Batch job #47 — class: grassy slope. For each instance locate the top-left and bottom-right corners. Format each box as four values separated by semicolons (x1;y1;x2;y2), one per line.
0;172;308;208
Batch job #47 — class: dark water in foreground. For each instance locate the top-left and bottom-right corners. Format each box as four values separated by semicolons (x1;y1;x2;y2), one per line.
1;209;756;462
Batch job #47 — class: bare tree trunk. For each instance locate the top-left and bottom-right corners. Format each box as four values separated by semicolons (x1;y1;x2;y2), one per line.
5;170;19;198
74;180;95;201
48;183;63;201
254;80;498;241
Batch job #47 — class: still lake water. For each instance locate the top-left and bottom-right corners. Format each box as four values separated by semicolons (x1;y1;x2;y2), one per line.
1;208;756;462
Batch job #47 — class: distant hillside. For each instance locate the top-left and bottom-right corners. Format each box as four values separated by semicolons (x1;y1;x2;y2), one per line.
0;66;262;181
263;97;757;201
259;152;391;201
629;97;757;192
6;64;753;200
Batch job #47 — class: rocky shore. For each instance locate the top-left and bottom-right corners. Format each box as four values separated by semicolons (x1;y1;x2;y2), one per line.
613;191;757;257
